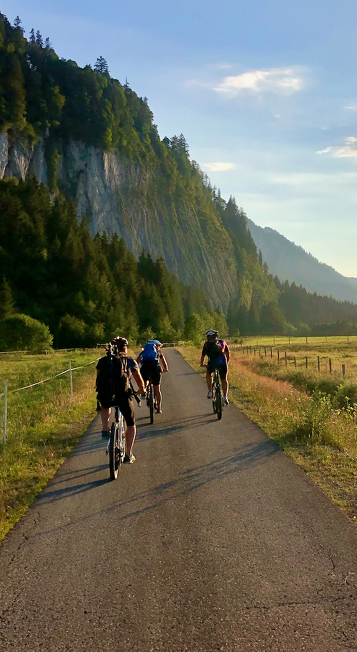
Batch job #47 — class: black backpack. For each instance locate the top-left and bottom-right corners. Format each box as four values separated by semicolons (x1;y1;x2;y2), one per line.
204;340;223;359
96;353;130;401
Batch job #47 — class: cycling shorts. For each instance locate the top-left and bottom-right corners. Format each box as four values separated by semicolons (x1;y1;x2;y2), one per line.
207;362;227;379
97;393;135;426
140;360;161;386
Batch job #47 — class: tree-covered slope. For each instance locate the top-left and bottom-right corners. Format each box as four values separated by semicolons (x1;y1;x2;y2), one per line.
1;12;357;339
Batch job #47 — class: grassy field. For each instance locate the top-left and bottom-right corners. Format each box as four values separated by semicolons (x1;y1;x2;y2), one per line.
180;343;357;523
0;350;100;541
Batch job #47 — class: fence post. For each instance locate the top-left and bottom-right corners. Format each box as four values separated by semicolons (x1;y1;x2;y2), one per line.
264;347;267;357
305;357;308;369
317;356;320;372
342;364;346;377
277;350;280;363
3;380;7;444
69;360;73;397
294;356;296;368
253;348;256;356
285;351;287;366
270;346;273;358
329;358;332;374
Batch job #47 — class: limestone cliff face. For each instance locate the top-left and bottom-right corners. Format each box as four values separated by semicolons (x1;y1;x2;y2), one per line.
0;132;238;310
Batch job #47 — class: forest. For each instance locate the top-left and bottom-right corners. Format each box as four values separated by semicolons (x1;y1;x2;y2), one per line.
1;12;357;349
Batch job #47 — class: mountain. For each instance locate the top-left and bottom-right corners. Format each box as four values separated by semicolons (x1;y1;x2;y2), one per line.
248;219;357;304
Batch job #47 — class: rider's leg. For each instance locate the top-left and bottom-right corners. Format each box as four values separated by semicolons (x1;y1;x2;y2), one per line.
101;407;111;432
221;375;228;396
153;384;162;410
206;368;212;391
125;425;136;456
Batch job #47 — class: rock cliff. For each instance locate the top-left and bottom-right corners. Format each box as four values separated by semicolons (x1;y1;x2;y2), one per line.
0;131;238;311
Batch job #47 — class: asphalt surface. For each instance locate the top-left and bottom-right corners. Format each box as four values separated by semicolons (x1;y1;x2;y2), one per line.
0;348;357;651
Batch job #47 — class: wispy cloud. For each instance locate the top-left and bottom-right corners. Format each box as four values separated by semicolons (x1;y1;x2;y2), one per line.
213;67;303;95
345;104;357;111
317;136;357;158
202;162;236;171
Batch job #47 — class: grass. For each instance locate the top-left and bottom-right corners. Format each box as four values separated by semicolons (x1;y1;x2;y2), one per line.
180;345;357;523
0;350;100;541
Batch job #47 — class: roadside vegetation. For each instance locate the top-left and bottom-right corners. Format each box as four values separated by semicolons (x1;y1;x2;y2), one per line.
0;350;99;541
180;340;357;523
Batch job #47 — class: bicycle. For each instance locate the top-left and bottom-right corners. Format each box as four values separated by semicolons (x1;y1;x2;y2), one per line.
211;367;222;420
106;388;142;480
106;405;126;480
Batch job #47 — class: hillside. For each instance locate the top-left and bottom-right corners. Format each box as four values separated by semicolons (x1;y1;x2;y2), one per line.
248;219;357;304
2;11;357;340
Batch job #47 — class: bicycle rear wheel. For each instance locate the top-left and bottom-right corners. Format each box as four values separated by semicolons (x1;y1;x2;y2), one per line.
109;422;120;480
148;382;154;424
212;372;222;420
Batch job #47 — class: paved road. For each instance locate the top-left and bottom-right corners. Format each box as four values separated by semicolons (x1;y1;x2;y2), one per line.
0;349;356;651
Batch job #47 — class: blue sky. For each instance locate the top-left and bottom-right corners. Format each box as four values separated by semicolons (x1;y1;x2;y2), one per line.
2;0;357;276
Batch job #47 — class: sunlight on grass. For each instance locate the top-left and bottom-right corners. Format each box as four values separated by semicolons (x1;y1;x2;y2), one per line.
0;350;99;541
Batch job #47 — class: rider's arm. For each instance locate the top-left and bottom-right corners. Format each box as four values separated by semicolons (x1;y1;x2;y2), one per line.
132;368;146;394
224;343;230;363
136;352;142;364
159;353;169;372
200;347;206;366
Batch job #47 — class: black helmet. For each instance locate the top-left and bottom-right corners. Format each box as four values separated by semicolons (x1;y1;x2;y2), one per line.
206;329;218;337
112;336;128;350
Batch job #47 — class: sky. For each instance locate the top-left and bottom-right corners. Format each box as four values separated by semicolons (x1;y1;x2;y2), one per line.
2;0;357;277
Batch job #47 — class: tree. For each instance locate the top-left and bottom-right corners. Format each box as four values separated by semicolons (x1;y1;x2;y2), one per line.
29;28;35;43
94;56;109;74
0;314;53;351
0;278;16;319
13;16;23;33
35;30;43;47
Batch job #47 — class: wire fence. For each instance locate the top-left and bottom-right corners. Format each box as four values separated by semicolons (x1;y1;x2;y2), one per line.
1;359;97;444
230;344;353;377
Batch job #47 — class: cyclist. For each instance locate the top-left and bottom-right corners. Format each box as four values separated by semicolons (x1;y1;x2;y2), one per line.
96;336;145;464
136;339;168;414
200;329;230;406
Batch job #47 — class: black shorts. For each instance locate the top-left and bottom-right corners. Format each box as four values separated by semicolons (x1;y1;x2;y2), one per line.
97;393;135;427
207;362;227;379
140;361;161;386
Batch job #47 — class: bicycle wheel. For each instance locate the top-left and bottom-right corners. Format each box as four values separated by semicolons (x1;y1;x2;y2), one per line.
212;371;222;420
148;382;154;424
118;414;126;463
109;422;120;480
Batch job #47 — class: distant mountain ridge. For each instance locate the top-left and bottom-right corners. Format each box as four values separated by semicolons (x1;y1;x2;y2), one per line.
248;219;357;304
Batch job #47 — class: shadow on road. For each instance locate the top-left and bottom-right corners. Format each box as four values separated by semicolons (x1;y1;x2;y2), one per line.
34;439;278;531
136;413;215;440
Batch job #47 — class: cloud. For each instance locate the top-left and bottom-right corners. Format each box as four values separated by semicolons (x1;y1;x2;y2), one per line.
317;137;357;158
213;67;303;95
345;104;357;111
202;162;236;171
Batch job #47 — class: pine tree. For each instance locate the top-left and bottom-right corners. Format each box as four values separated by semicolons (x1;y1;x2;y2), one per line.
13;16;23;33
29;28;35;43
0;278;16;319
36;30;43;47
94;56;109;74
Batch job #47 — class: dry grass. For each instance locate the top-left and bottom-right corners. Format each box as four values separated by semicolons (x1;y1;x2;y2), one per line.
180;346;357;523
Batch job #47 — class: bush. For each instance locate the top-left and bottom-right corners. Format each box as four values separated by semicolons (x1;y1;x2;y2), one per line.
0;314;53;351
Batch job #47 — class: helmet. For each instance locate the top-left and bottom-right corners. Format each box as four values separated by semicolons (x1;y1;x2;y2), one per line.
206;329;218;337
112;336;128;350
148;339;162;347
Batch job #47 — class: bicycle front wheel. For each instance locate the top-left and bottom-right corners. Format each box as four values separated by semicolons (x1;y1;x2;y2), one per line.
109;422;120;480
